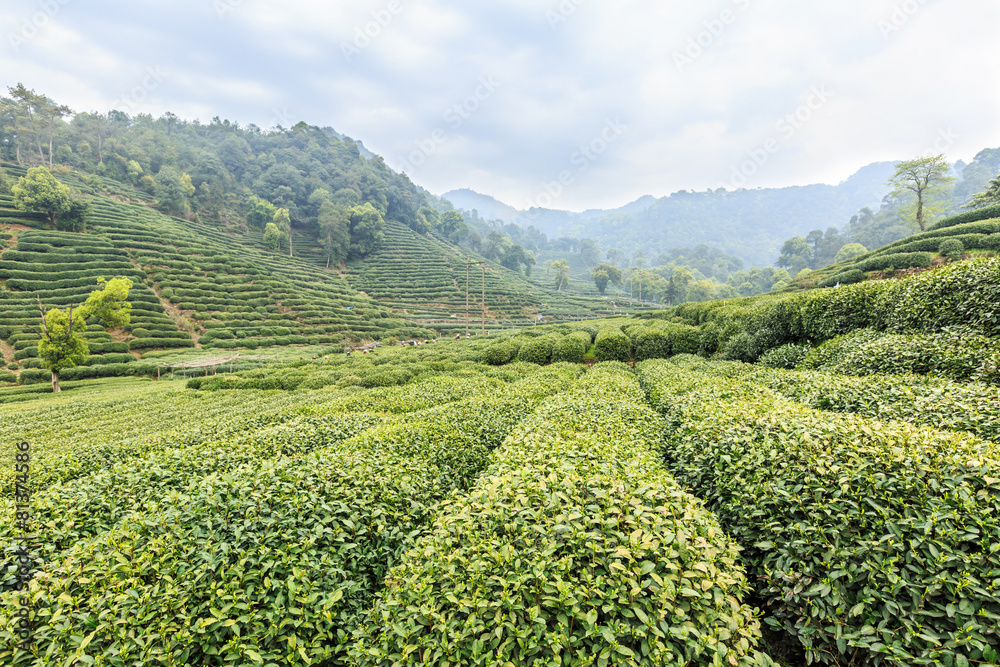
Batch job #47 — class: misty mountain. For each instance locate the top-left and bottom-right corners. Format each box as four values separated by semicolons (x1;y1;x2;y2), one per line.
444;163;895;267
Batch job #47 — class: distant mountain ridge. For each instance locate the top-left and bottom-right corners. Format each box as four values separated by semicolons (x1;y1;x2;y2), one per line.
443;163;896;266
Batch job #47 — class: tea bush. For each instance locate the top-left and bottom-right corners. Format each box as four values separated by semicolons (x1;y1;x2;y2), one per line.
517;333;560;365
0;363;581;665
757;343;810;369
354;364;772;666
637;358;1000;666
550;330;591;363
682;356;1000;443
593;326;630;363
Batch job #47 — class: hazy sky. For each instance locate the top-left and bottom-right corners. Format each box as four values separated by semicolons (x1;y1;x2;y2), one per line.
2;0;998;210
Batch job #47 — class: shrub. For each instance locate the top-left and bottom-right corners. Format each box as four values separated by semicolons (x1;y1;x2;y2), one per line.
0;370;16;384
632;328;671;361
826;327;1000;383
354;365;770;666
818;269;865;288
985;233;1000;250
798;328;883;370
517;334;557;365
592;326;630;362
927;203;1000;230
940;238;965;261
550;330;590;363
482;337;523;366
638;358;1000;666
854;251;933;272
757;342;810;369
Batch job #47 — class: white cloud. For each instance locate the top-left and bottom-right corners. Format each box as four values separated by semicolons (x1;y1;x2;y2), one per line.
1;0;997;210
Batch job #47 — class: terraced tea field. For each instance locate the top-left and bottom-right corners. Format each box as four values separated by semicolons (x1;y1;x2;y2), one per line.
1;336;997;666
343;221;638;332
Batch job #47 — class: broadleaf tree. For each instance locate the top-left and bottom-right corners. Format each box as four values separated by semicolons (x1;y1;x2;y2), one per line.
591;263;623;295
37;277;133;392
887;155;955;231
12;166;72;224
551;259;570;291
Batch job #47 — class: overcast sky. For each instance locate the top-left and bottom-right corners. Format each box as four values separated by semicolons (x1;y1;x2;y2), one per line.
2;0;998;210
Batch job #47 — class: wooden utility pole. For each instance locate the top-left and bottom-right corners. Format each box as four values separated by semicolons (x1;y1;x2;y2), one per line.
466;260;487;336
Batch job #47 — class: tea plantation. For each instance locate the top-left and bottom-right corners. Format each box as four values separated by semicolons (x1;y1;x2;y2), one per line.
2;197;1000;664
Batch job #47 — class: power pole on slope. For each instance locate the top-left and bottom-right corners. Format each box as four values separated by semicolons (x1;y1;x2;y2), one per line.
466;260;487;336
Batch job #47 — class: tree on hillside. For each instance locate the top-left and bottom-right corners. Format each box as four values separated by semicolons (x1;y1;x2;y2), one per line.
245;194;278;230
966;174;1000;210
263;222;286;251
592;263;623;295
775;237;812;276
348;202;385;258
12;166;72;224
551;259;570;291
439;210;469;244
273;207;293;257
37;277;133;393
579;239;600;268
835;243;868;264
155;166;193;216
318;199;350;268
888;155;955;231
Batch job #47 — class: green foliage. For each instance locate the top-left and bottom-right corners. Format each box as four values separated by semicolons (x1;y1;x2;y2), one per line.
833;242;867;263
263;221;284;251
940;237;964;261
853;251;933;272
757;342;810;369
517;333;558;365
56;200;88;232
12;166;72;224
888;154;955;231
814;327;1000;383
687;356;1000;444
927;203;1000;231
482;337;524;366
244;194;278;230
37;305;89;372
965;173;1000;210
348;202;386;258
592;326;630;362
354;364;771;666
638;358;1000;666
0;370;16;383
550;330;590;363
0;359;579;665
817;269;864;288
591;262;622;294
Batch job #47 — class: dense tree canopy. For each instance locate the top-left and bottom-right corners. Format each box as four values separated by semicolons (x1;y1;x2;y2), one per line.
12;166;72;223
37;277;133;392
